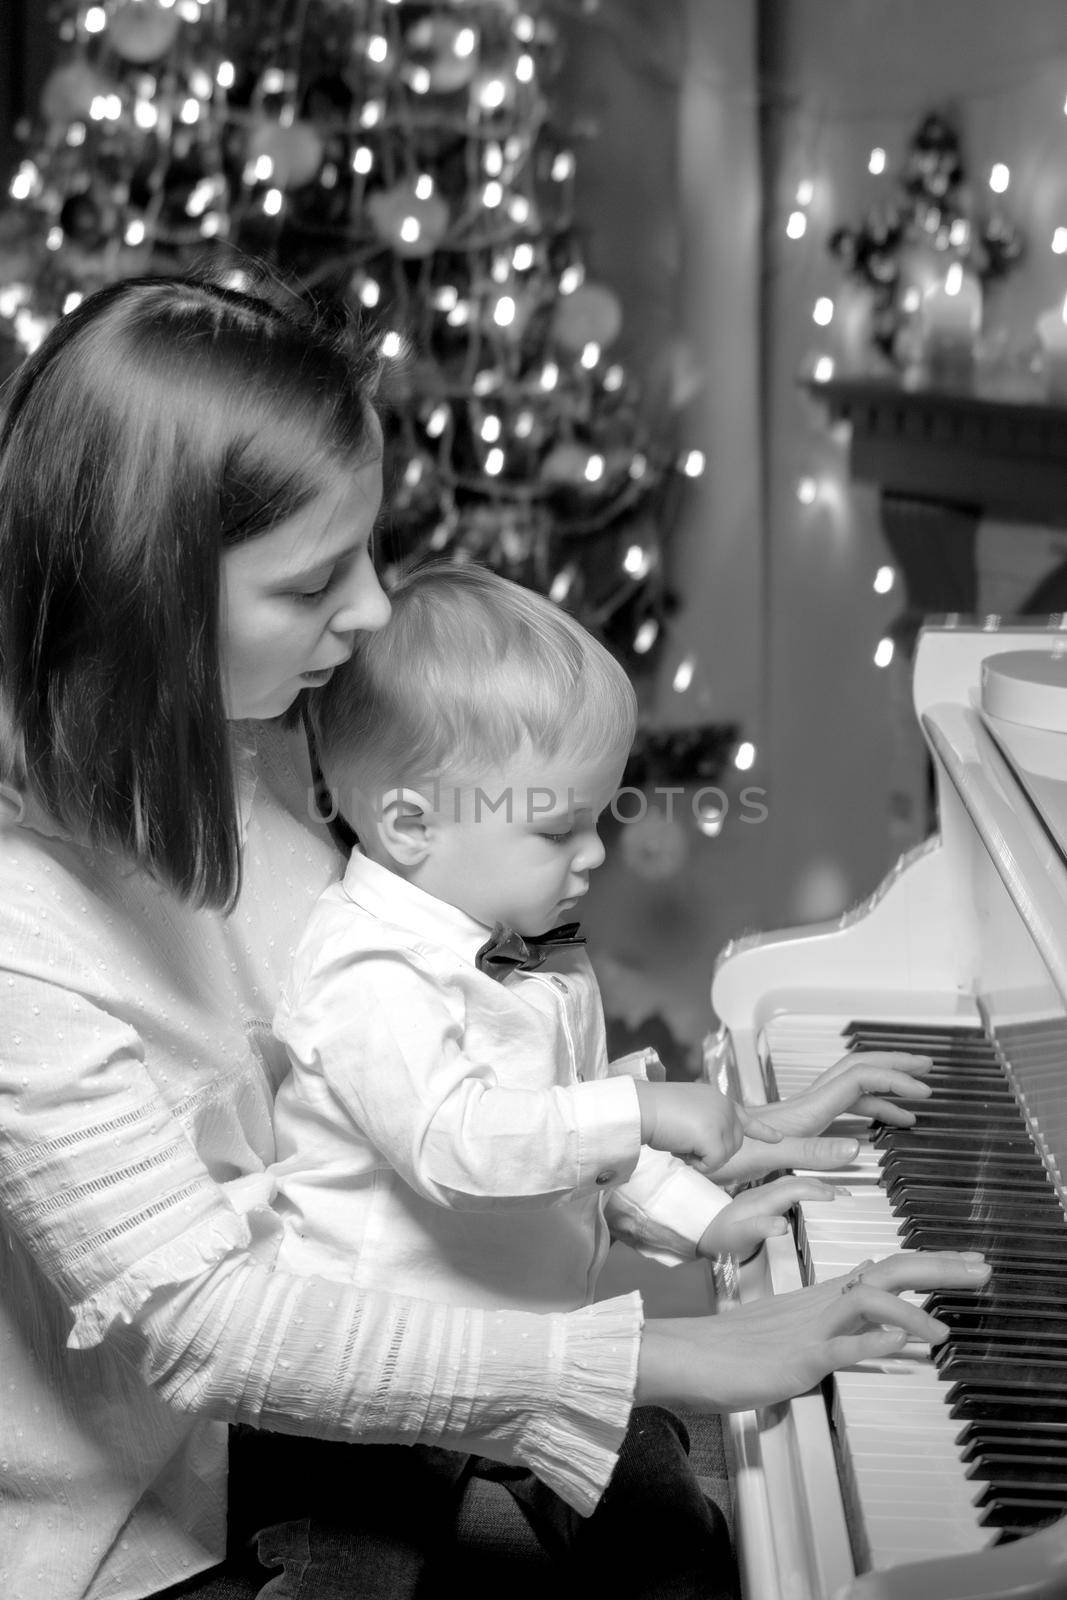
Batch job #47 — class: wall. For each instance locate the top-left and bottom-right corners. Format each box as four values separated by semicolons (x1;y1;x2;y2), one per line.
759;0;1067;936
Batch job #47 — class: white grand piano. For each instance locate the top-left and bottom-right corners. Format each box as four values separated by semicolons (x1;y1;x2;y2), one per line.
710;620;1067;1599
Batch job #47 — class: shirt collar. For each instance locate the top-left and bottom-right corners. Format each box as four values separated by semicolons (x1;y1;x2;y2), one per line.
341;849;492;969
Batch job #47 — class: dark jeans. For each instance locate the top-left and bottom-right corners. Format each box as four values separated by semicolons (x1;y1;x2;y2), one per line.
147;1409;736;1598
178;1407;737;1600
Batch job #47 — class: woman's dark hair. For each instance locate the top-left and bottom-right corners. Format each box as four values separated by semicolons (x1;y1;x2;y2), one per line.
0;267;381;911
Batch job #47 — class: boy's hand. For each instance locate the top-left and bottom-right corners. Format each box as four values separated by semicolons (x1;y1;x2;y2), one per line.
635;1081;782;1177
697;1176;835;1260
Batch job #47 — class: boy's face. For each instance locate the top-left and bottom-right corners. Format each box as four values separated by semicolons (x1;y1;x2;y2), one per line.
418;741;627;936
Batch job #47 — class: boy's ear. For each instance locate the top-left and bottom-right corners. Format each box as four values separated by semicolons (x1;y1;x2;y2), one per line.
374;787;439;867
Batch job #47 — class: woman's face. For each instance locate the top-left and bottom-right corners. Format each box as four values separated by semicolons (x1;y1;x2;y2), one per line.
219;453;390;720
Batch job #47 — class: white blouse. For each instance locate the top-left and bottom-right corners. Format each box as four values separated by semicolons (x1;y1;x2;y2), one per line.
0;721;642;1600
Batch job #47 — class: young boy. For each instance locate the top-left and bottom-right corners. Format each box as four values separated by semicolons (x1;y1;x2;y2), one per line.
264;563;823;1596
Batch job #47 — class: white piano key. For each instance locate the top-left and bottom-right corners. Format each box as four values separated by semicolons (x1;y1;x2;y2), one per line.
751;1008;1005;1576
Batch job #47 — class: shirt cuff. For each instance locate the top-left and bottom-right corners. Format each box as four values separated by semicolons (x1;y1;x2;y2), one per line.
608;1160;732;1267
514;1291;643;1514
572;1075;643;1193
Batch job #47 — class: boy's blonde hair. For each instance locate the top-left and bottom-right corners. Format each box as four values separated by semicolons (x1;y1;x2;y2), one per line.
311;561;637;816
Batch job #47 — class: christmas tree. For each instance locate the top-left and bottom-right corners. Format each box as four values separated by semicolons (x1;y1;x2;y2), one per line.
1;0;715;687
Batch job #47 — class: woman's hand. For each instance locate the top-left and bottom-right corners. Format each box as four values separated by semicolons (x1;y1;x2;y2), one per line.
710;1050;934;1185
636;1250;991;1414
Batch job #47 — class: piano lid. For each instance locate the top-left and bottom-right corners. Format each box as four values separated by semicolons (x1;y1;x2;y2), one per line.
980;648;1067;864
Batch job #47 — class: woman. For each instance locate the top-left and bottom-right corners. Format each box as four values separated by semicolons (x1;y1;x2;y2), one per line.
0;271;989;1600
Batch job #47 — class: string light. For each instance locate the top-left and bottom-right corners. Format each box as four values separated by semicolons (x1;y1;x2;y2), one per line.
873;637;895;668
796;476;818;505
623;544;652;578
549;567;574;603
672;656;695;693
813;296;834;326
1053;228;1067;255
795;180;814;205
786;210;808;240
633;619;659;655
478;79;508;111
733;741;756;771
812;355;835;383
868;147;886;175
873;566;895;594
989;162;1010;193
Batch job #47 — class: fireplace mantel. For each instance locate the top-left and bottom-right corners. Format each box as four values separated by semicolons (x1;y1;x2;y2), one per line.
806;376;1067;525
804;376;1067;642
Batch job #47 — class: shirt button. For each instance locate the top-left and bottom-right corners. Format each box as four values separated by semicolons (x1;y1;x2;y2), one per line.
595;1170;615;1186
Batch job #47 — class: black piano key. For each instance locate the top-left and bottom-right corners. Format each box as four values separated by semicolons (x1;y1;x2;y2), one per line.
879;1148;1048;1172
949;1389;1067;1421
931;1326;1067;1353
933;1340;1067;1371
969;1463;1067;1490
930;1303;1067;1334
846;1024;989;1049
979;1491;1067;1529
874;1126;1036;1153
958;1417;1067;1438
945;1361;1067;1388
888;1101;1025;1123
899;1227;1067;1261
887;1189;1065;1222
887;1173;1061;1198
928;1273;1067;1301
962;1443;1067;1467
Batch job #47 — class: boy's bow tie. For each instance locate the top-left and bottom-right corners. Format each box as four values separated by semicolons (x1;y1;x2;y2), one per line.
475;921;585;980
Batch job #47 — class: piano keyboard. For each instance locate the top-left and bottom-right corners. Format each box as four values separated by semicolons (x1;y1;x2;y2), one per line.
763;1013;1067;1574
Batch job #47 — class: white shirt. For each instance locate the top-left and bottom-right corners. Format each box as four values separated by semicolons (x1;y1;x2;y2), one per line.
271;852;729;1312
0;724;643;1600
